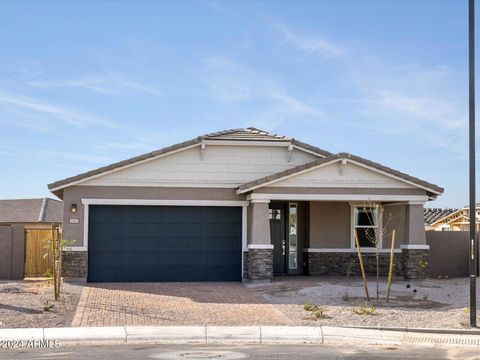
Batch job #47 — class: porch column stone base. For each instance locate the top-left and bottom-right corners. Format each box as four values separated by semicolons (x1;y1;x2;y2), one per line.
247;247;273;282
62;251;87;278
400;248;429;279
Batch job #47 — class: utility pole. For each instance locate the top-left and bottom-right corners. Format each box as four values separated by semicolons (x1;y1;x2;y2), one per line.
469;0;477;328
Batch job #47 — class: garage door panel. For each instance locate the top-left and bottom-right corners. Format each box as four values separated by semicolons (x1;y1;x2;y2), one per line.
88;205;242;282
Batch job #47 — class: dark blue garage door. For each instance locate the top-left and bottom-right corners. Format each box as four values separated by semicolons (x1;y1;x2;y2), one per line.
87;205;242;282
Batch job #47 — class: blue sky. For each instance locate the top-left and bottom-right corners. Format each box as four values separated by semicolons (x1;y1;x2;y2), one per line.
0;0;472;207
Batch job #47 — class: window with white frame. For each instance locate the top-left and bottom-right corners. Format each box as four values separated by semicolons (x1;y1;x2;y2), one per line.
353;205;380;248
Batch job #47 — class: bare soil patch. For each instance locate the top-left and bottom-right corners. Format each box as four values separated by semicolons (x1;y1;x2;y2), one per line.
250;276;480;329
0;279;83;328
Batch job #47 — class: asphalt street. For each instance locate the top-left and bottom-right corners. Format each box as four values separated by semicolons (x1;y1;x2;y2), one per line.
0;343;479;360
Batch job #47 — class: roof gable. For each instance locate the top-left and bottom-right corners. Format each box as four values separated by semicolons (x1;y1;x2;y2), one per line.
79;144;318;188
237;153;444;196
48;127;330;194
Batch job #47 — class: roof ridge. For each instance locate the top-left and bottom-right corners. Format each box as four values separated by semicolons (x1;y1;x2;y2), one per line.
38;197;47;222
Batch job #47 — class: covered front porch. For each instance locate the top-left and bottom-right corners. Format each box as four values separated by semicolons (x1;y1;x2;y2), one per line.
238;153;441;282
243;192;430;282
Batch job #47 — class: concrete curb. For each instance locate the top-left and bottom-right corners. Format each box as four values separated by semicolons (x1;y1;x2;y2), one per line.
343;325;480;336
0;326;479;347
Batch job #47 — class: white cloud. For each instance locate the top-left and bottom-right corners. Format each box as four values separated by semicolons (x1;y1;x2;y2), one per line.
270;21;343;59
0;92;119;128
27;77;113;93
27;76;162;96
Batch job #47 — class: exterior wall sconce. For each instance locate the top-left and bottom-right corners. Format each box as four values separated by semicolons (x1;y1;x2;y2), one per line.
71;203;77;213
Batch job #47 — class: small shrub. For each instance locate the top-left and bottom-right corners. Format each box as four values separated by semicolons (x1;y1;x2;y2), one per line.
304;303;320;312
354;303;377;316
422;295;428;301
313;308;327;319
279;284;289;292
345;260;355;278
43;300;54;312
341;290;350;302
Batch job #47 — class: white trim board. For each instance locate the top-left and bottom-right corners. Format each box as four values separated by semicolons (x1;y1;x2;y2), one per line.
248;244;274;250
247;193;429;202
304;248;402;254
400;244;430;250
81;199;249;207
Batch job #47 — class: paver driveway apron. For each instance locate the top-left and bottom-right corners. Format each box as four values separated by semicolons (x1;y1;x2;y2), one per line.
72;282;294;327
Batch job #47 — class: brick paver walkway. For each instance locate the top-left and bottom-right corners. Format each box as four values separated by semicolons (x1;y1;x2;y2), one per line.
71;282;294;327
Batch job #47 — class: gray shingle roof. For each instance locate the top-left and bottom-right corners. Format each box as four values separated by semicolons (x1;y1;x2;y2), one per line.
237;152;444;195
47;127;331;191
0;198;63;224
424;208;459;225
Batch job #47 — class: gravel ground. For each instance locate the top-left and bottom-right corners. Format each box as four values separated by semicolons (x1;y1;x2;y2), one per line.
0;279;83;328
250;276;480;329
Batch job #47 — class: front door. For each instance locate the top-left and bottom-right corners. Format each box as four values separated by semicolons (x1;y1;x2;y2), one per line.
269;204;286;274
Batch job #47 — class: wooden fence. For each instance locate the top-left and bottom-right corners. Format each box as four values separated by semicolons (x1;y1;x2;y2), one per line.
24;229;54;277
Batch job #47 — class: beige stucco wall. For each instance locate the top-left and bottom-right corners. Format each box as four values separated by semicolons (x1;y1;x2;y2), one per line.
63;186;246;247
248;202;271;245
307;202;426;250
407;204;427;245
382;204;407;248
308;201;351;248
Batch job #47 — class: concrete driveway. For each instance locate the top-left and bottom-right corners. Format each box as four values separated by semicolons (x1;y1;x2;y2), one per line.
72;282;294;327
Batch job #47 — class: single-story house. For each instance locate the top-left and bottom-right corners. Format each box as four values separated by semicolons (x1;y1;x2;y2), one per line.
0;198;63;229
47;128;443;282
0;198;63;279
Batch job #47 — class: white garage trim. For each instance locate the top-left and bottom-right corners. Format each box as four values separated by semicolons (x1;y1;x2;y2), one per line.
81;199;249;207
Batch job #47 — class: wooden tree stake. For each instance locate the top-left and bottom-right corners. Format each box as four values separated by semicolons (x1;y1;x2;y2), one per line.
386;229;396;302
354;232;370;301
51;224;58;301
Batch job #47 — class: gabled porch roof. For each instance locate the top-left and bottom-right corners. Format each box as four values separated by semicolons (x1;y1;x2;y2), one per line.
237;152;443;198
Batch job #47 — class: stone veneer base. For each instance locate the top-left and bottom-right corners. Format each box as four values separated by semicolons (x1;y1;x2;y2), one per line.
306;249;429;280
62;251;87;278
247;248;273;282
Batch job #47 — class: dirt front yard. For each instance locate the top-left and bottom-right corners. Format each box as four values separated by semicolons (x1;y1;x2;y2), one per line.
250;276;480;329
0;279;83;328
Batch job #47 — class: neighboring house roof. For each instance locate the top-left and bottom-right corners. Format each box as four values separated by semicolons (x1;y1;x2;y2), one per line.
0;198;63;224
428;205;480;227
47;127;331;192
424;208;458;225
236;152;444;196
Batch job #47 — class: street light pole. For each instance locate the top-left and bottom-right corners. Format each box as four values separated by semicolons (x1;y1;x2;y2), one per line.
469;0;477;328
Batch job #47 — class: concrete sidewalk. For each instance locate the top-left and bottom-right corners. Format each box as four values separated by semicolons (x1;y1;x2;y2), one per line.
0;325;479;348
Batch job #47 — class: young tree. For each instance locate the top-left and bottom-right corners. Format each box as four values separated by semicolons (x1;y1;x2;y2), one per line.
355;203;393;301
44;226;76;300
